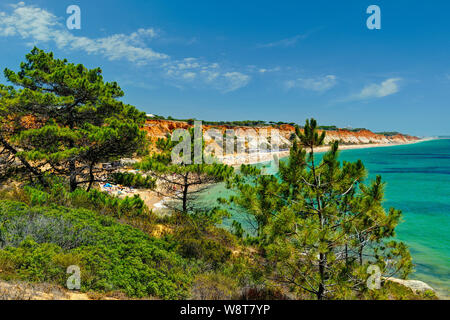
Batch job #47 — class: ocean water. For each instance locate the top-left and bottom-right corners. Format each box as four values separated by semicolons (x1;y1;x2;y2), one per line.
196;139;450;298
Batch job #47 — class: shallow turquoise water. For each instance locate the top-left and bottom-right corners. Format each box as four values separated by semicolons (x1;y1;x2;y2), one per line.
197;139;450;298
333;139;450;298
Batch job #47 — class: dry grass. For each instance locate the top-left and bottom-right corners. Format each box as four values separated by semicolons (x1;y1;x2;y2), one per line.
0;280;129;300
0;281;70;300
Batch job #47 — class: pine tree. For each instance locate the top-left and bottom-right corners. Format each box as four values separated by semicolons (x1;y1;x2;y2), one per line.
0;48;147;191
230;118;413;299
137;128;234;214
0;85;47;185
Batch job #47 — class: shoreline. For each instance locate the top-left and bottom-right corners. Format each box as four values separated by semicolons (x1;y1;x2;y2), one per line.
142;138;435;209
220;138;434;167
141;137;443;298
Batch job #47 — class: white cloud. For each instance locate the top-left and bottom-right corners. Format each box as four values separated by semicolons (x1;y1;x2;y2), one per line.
355;78;401;99
285;75;337;92
259;34;308;48
164;58;250;92
0;2;251;92
223;72;251;93
0;2;167;65
182;72;196;80
258;66;281;74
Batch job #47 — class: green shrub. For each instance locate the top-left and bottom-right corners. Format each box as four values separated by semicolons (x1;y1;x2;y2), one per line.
0;200;193;299
110;172;156;189
0;239;71;283
20;184;149;218
191;273;239;299
177;237;231;269
69;188;148;218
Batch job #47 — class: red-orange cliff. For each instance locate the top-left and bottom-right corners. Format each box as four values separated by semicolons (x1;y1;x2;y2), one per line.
142;119;419;145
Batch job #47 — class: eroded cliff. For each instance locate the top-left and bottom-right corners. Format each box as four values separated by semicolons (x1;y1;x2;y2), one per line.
143;119;419;145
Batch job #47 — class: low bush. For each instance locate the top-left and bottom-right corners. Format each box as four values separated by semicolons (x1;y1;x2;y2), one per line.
0;183;150;219
110;172;156;189
191;273;239;300
68;188;148;218
0;200;193;299
177;237;231;270
167;211;237;271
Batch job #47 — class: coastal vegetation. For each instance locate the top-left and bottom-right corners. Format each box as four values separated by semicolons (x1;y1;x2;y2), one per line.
136;129;234;213
0;48;436;300
0;47;147;192
148;115;296;128
225;120;413;299
375;131;402;137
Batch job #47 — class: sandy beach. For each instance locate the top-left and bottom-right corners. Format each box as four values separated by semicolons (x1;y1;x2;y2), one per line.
133;188;174;211
218;138;432;166
136;138;433;210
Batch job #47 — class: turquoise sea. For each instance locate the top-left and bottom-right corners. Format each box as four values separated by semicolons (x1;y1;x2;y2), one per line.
197;139;450;298
321;139;450;298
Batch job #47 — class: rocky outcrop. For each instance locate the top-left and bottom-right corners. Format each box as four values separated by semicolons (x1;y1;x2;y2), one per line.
143;119;191;138
385;278;435;294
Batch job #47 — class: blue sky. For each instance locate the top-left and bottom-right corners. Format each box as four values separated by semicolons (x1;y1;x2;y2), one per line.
0;0;449;136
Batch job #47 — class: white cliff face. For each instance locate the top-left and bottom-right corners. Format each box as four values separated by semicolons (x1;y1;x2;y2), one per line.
322;129;415;145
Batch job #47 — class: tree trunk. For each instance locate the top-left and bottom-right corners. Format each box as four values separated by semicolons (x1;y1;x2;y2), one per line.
345;244;348;265
69;159;77;192
182;173;189;213
318;253;325;300
86;161;95;192
68;113;77;192
312;144;326;300
359;246;363;265
0;135;47;187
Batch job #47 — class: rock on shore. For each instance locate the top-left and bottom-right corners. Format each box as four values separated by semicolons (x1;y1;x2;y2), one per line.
385;278;435;294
